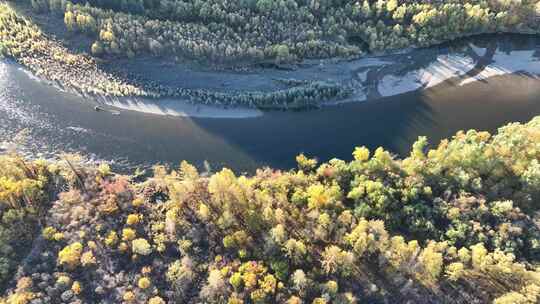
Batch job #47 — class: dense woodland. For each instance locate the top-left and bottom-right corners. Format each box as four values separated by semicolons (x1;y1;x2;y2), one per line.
0;117;539;303
24;0;540;63
0;1;539;303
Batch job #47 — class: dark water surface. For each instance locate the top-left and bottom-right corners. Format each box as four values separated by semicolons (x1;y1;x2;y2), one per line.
1;35;540;173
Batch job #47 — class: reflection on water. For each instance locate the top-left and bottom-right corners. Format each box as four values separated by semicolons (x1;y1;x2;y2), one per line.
1;35;540;173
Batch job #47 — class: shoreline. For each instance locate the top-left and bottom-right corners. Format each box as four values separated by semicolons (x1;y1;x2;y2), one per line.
5;33;540;119
9;59;263;119
3;51;540;175
1;1;540;113
0;2;351;110
90;34;540;115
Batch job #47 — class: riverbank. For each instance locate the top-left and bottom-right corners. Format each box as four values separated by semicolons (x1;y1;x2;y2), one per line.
0;2;353;110
2;1;540;111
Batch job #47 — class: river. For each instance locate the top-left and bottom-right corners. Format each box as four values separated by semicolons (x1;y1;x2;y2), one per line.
1;34;540;173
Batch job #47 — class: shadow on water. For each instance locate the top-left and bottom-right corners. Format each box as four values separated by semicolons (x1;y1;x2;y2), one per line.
190;94;435;169
1;58;436;172
3;57;540;174
189;71;540;172
1;32;540;173
187;34;540;170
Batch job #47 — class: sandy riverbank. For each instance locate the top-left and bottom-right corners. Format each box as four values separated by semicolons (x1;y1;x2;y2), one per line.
9;33;540;119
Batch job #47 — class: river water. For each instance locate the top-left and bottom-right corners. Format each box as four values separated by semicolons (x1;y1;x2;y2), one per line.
1;35;540;173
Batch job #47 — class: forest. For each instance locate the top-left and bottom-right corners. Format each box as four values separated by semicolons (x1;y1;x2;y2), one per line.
24;0;540;63
0;117;539;303
0;0;539;303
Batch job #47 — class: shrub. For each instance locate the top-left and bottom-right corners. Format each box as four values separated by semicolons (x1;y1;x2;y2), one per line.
122;228;136;241
138;277;151;289
126;214;141;226
132;238;152;256
148;296;165;304
57;242;83;269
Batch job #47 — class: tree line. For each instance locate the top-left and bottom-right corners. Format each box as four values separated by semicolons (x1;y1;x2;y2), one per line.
24;0;540;64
